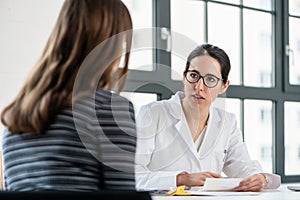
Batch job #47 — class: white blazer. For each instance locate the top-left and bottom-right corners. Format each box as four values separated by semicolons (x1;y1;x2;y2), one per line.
135;91;280;190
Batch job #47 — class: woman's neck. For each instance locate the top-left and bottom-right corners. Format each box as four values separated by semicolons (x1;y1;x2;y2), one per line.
182;99;209;121
182;100;209;140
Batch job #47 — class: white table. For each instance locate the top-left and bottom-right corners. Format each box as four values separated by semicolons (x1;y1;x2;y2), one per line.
152;184;300;200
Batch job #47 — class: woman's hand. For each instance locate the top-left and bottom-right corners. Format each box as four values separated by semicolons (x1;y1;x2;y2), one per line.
176;171;222;187
234;174;268;192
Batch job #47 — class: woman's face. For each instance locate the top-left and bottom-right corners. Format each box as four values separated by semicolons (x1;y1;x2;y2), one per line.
183;55;230;110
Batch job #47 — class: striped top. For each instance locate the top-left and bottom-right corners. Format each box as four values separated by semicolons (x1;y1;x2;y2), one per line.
2;89;136;192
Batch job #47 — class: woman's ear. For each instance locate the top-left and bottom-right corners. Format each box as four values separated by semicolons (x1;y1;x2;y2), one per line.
220;80;230;94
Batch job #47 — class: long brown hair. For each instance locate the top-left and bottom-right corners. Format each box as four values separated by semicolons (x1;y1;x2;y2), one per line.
1;0;132;134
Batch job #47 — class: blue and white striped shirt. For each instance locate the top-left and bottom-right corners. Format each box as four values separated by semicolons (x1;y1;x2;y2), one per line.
2;89;136;191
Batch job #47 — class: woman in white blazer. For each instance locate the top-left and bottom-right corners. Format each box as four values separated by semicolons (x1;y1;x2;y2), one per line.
135;44;281;192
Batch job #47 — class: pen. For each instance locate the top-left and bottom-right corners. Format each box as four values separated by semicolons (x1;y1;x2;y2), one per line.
223;149;227;162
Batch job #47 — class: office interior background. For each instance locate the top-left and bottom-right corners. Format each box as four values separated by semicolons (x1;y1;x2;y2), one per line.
0;0;299;183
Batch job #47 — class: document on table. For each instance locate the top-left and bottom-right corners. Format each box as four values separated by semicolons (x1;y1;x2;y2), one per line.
189;191;260;196
203;178;243;191
188;188;260;196
188;178;260;196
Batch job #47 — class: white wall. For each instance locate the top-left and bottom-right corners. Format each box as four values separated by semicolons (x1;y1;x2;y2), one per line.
0;0;64;148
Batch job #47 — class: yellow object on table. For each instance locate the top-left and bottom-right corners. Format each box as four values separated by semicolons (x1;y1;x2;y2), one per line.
168;185;192;196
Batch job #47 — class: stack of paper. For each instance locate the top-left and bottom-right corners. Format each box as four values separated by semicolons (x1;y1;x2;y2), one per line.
203;178;243;191
189;178;260;196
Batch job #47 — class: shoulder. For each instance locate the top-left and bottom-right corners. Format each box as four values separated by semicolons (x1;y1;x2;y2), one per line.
95;89;132;105
2;127;38;146
138;97;174;118
211;106;237;125
93;89;134;112
2;128;15;146
136;95;181;129
139;92;182;114
140;100;167;112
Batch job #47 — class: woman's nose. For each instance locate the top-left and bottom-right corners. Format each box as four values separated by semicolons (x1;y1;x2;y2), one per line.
195;77;205;91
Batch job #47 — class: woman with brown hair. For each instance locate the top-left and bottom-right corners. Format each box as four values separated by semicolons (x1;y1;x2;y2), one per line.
135;44;281;192
1;0;135;191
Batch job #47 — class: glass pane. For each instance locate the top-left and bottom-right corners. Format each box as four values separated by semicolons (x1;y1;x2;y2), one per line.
284;102;300;175
244;10;273;87
289;17;300;85
208;3;241;85
171;0;205;45
211;0;240;5
244;100;273;173
289;0;300;16
243;0;272;11
171;0;205;80
213;98;241;128
120;92;157;117
122;0;153;71
171;54;186;80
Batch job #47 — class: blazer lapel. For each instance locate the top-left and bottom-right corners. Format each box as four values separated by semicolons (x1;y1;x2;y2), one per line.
198;107;223;159
174;117;199;157
167;92;201;167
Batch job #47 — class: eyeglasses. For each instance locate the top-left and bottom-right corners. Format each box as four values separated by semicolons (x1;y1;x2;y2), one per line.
184;70;223;88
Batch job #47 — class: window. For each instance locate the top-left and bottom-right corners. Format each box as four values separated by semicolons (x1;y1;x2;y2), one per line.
297;40;300;52
244;100;273;172
243;9;273;87
261;146;272;161
122;0;153;71
170;0;205;81
298;76;300;85
124;0;300;183
260;71;272;87
288;0;300;87
285;102;300;175
260;109;272;124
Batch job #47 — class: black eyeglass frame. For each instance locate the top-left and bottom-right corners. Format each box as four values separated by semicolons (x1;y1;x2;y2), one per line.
184;70;224;88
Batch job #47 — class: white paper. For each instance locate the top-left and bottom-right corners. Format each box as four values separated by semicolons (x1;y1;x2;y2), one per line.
188;191;260;196
203;178;243;191
189;185;260;196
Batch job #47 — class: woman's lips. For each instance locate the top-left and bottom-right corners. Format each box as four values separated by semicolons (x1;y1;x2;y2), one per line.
192;94;205;102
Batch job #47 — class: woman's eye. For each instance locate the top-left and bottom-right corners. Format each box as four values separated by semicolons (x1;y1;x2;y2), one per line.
206;76;217;83
190;73;199;79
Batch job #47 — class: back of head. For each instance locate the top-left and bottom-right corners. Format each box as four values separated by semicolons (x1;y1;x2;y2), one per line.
1;0;133;134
